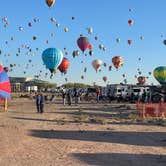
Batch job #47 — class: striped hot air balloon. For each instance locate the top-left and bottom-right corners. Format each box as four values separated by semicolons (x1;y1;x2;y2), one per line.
153;66;166;84
0;65;11;100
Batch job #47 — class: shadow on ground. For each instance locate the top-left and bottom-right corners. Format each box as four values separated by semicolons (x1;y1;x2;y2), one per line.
71;153;166;166
29;130;166;147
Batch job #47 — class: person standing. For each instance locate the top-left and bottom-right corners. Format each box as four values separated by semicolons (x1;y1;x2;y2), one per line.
62;89;66;105
67;89;72;105
97;88;101;103
74;88;79;105
35;92;41;113
40;93;45;113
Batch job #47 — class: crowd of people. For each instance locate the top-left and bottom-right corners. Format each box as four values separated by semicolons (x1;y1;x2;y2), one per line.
34;87;166;113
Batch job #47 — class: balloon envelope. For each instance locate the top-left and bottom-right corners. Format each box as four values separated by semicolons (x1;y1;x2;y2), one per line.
137;76;146;85
92;59;103;72
0;65;11;99
77;36;90;52
58;58;70;74
46;0;55;7
154;66;166;84
112;56;123;69
42;48;63;73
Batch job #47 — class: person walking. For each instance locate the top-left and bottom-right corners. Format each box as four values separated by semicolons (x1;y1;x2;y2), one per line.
35;92;41;113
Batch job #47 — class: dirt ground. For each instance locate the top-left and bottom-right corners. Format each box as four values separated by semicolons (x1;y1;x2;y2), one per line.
0;98;166;166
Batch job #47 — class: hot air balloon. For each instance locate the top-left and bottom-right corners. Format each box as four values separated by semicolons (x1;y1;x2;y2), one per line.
112;56;123;69
87;27;93;34
58;58;70;74
42;48;63;78
153;66;166;84
92;59;103;72
89;50;93;56
163;40;166;45
28;22;32;27
81;75;84;79
46;0;55;7
137;76;146;85
77;36;90;53
103;76;107;82
72;50;79;58
56;23;60;27
50;17;56;22
0;65;11;99
128;19;134;25
64;28;69;32
109;65;112;71
116;38;120;43
94;36;98;40
128;40;132;45
3;67;9;73
19;26;23;31
88;44;93;50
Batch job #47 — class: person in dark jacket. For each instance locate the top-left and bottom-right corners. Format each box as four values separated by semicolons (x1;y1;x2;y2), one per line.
67;89;72;105
35;93;41;113
40;93;45;113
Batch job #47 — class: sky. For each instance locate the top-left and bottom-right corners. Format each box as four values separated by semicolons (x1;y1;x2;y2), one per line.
0;0;166;86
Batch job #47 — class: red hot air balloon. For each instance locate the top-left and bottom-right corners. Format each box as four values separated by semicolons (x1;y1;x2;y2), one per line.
88;44;93;50
0;65;11;100
77;36;90;53
128;40;132;45
128;19;134;25
58;58;70;74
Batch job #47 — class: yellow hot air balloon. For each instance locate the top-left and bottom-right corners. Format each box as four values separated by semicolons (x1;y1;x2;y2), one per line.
64;28;69;32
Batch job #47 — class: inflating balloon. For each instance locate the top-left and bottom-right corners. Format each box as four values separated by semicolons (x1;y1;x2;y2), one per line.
0;65;11;99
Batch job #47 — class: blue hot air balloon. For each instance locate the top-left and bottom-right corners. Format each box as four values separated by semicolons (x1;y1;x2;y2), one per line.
42;48;63;78
0;65;11;99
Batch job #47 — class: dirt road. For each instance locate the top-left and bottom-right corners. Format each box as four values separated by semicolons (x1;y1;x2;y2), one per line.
0;98;165;166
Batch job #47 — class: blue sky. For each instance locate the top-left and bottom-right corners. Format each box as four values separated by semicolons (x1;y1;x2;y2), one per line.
0;0;166;86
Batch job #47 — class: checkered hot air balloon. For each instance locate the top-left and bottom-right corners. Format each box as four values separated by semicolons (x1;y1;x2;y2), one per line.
0;65;11;99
